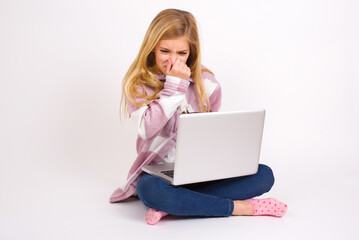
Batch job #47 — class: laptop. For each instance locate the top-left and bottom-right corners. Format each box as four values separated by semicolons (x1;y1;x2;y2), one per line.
141;109;265;185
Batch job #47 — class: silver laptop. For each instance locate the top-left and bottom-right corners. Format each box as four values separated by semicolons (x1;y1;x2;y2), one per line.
141;109;265;185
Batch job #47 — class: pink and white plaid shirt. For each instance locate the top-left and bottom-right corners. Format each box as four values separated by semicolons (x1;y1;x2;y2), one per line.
110;66;222;203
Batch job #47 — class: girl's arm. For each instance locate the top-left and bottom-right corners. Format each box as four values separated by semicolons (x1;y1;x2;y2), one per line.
209;84;222;112
128;76;189;140
203;71;222;113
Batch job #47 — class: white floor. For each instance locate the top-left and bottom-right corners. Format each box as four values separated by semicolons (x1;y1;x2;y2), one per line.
1;157;358;240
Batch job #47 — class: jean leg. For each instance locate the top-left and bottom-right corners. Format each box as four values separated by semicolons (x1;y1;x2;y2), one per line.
191;164;275;200
137;173;234;217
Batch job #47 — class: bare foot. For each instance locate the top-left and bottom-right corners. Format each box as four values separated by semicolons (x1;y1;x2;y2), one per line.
232;200;254;216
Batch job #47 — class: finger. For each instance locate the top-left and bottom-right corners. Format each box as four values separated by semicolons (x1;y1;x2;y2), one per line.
165;58;172;74
172;58;179;68
180;62;188;73
174;59;185;72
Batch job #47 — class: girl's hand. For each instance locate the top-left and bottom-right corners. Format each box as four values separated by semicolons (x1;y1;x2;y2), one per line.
164;58;191;80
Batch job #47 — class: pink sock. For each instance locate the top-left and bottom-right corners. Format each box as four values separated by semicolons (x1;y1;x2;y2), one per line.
145;208;169;225
245;198;288;217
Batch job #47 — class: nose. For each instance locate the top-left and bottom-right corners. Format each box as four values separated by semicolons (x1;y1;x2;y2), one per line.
169;53;177;63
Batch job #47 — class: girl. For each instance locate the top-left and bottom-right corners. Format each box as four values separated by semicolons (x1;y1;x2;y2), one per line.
110;8;287;225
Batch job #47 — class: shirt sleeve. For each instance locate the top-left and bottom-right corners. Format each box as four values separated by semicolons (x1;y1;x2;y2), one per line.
209;84;222;112
202;71;222;112
128;76;190;140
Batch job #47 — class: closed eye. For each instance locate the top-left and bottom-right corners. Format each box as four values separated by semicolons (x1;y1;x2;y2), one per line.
160;49;188;55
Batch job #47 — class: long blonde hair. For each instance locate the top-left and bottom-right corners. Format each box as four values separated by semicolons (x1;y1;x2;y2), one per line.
121;9;211;117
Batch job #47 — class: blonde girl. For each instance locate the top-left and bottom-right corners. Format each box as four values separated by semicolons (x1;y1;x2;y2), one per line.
110;8;287;225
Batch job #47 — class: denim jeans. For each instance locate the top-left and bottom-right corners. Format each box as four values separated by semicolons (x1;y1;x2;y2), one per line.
137;164;275;217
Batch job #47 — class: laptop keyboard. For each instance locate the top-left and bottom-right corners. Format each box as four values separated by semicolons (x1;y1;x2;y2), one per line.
161;170;174;178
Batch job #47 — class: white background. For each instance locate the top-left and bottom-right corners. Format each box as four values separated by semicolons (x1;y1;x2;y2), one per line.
1;0;358;239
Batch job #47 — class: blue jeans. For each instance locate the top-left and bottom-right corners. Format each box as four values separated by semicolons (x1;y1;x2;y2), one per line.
137;164;275;217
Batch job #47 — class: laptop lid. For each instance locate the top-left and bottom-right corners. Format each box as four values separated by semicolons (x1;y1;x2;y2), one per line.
172;109;265;185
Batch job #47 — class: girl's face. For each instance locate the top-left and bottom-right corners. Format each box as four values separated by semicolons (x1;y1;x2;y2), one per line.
153;35;190;74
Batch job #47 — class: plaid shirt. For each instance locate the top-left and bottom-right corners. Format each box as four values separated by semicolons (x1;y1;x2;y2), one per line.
110;66;222;203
